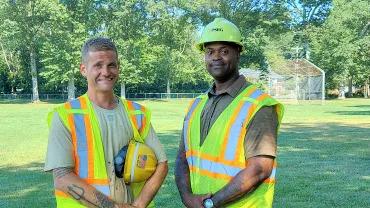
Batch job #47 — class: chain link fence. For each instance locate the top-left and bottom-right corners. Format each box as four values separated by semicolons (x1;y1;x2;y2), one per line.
0;93;203;101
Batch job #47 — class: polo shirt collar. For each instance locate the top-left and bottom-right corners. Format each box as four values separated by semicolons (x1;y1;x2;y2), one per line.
207;75;247;98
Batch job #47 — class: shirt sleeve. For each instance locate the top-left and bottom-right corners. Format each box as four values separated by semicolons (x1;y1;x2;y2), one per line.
44;112;74;172
244;106;278;159
144;124;168;163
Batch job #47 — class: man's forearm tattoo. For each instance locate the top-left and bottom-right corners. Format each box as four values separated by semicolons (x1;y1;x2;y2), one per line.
94;191;115;208
53;168;73;179
53;167;115;208
68;184;85;200
67;184;115;208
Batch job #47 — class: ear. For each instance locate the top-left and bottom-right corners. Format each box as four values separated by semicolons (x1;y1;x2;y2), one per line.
236;51;241;61
80;63;87;77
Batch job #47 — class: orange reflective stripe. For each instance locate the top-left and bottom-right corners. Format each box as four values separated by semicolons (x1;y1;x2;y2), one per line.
186;150;244;168
220;87;257;159
84;178;109;185
55;189;68;198
189;165;232;181
234;92;269;160
186;98;204;151
65;102;79;175
79;97;95;180
263;178;275;184
186;99;196;113
126;101;138;129
234;108;252;161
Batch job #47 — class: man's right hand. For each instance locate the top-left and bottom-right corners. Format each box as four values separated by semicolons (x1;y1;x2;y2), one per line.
183;193;211;208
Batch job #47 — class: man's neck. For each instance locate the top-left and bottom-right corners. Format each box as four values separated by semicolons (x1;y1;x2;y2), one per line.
214;73;240;94
87;90;117;110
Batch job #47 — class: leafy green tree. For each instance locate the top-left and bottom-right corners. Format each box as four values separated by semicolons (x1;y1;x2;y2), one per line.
2;0;67;101
309;0;370;97
40;0;93;99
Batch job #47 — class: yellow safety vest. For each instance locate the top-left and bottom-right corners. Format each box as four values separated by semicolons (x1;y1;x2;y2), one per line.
47;94;152;208
183;85;284;208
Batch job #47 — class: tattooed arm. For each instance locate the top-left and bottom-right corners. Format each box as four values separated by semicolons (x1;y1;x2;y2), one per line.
53;168;134;208
132;161;168;208
210;156;274;207
174;137;210;208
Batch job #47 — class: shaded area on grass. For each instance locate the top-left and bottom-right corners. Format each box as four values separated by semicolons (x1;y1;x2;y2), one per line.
0;99;32;104
348;105;370;108
0;162;55;208
331;110;370;116
276;123;370;208
0;99;65;104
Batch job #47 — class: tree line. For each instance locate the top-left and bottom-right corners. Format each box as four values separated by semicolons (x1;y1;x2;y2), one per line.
0;0;369;101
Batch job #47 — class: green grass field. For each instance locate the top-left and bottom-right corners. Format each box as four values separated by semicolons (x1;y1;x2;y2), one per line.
0;98;369;207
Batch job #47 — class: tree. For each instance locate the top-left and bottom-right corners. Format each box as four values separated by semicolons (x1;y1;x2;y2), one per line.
287;0;332;59
4;0;67;102
309;0;370;97
40;0;95;99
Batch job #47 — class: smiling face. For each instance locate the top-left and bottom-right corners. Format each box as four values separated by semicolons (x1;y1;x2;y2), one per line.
80;50;119;95
204;42;240;82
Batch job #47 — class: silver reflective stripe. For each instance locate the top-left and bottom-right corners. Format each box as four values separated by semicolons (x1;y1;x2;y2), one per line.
130;143;140;183
94;185;110;196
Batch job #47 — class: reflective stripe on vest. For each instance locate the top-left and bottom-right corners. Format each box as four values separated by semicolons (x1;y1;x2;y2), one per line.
126;100;147;133
125;100;150;143
183;97;204;151
183;85;283;207
64;96;110;196
185;87;275;179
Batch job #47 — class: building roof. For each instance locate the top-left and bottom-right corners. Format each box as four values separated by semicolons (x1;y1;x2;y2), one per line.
273;59;324;76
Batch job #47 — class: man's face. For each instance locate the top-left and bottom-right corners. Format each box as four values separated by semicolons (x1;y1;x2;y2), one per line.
204;42;240;82
80;50;119;94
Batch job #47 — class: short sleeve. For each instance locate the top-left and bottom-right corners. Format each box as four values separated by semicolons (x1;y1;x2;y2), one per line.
44;112;74;171
144;125;167;163
244;106;278;159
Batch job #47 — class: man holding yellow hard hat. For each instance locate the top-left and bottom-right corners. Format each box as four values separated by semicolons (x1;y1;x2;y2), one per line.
44;37;168;208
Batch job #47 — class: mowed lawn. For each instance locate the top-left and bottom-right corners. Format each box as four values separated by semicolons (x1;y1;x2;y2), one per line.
0;98;369;207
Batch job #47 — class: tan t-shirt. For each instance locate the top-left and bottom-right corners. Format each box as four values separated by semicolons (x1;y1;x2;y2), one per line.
44;99;167;203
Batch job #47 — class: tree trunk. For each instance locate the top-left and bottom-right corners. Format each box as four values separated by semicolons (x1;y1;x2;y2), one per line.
67;76;75;100
365;78;369;98
166;79;171;99
339;81;346;99
30;45;39;102
0;41;11;72
347;76;353;97
120;82;126;98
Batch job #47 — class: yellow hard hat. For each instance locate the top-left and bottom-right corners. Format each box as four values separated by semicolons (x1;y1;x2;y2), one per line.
123;141;157;184
196;17;244;52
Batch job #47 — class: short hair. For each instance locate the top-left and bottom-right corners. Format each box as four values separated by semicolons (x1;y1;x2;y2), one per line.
81;37;118;63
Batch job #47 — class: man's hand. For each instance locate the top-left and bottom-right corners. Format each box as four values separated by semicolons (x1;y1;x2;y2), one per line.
115;204;137;208
132;161;168;208
183;193;211;208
